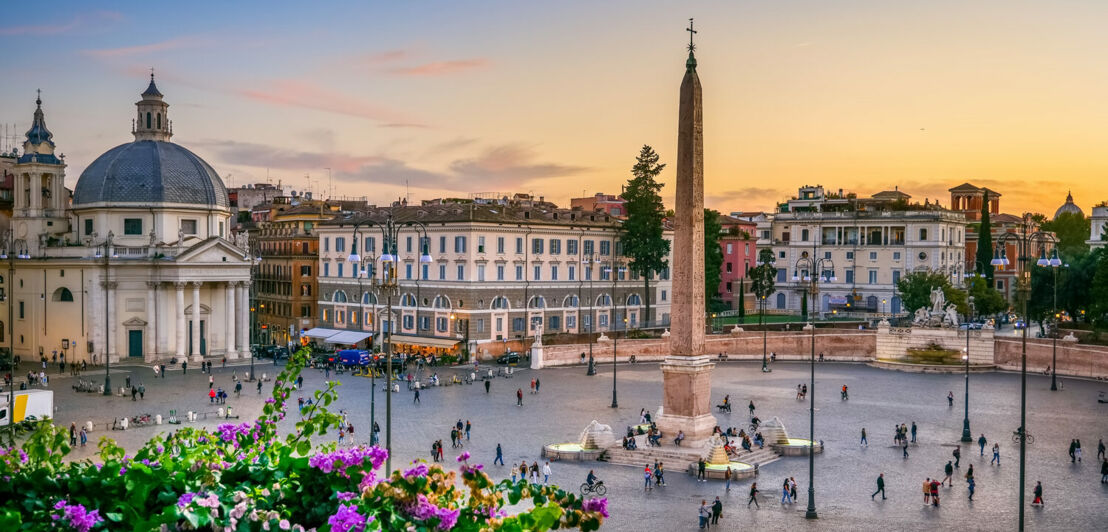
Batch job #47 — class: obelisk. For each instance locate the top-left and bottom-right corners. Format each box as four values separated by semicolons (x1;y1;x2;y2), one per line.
656;19;717;445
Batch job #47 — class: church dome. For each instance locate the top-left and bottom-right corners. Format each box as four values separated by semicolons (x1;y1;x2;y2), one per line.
72;77;229;209
1053;191;1084;219
73;140;228;207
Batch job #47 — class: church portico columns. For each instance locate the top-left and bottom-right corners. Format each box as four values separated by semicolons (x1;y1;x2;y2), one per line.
106;280;118;362
225;282;238;359
145;282;157;361
175;282;186;359
190;281;202;362
236;282;249;357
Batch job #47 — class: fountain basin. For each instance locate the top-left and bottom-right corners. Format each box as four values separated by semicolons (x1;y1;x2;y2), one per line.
543;443;604;461
773;438;823;456
687;461;757;480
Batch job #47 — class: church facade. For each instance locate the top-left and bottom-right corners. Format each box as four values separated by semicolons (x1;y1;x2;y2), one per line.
1;78;252;364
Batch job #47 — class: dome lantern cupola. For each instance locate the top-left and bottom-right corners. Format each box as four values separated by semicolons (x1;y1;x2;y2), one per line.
19;90;60;164
133;72;172;142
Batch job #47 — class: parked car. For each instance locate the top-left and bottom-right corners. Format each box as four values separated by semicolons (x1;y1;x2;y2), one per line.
272;347;290;360
496;352;523;365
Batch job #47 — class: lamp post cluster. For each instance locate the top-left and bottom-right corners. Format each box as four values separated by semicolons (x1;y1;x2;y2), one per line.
246;253;261;380
792;255;834;521
793;256;836;322
345;212;431;476
602;253;627;409
583;253;598;376
92;233;117;396
1;231;30;444
753;253;775;372
989;213;1058;531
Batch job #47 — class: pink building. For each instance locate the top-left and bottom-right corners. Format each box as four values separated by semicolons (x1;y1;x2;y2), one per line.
570;192;626;217
718;215;758;311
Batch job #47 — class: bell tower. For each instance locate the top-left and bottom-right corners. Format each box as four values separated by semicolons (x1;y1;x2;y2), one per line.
12;91;68;255
133;72;172;142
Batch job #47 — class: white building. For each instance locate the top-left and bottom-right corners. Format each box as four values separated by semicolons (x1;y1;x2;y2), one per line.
1;78;252;364
315;203;674;358
1087;204;1106;250
757;186;967;316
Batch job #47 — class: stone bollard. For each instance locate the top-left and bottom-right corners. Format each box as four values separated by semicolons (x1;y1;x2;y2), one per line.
120;417;128;430
85;420;94;432
218;407;225;418
155;414;162;425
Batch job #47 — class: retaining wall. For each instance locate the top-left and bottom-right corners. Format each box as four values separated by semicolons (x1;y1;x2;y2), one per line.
994;338;1108;379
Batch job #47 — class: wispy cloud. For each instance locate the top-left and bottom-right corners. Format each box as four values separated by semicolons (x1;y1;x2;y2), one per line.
0;11;122;36
83;36;208;58
388;59;489;76
237;79;419;125
706;187;785;207
354;49;411;66
191;140;386;174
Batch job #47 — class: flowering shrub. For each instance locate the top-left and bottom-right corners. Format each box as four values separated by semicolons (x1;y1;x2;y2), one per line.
0;348;607;531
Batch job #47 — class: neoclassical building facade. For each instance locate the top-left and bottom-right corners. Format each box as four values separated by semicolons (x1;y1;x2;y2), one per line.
1;78;252;364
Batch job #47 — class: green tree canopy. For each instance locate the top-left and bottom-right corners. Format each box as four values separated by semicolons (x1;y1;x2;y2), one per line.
704;208;725;312
749;248;777;303
975;190;995;283
965;274;1007;317
1040;211;1091;259
1089;249;1108;327
620;145;670;328
896;270;969;316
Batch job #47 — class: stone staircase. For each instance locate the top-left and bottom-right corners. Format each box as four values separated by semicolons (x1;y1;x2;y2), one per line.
600;438;782;473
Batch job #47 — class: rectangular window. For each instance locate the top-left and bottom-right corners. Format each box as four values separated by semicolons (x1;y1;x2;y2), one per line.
599;241;611;255
566;315;576;329
551;265;559;280
661;289;667;302
84;219;93;236
567;240;578;254
497;265;505;281
824;251;831;260
477;319;485;333
776;268;786;282
549;239;561;254
726;263;733;273
869;252;877;260
515;265;523;280
403;315;414;330
419;316;431;331
123;218;143;235
181;219;197;235
583;314;592;329
513;317;525;332
868;270;878;284
439;236;447;253
583;240;594;255
548;315;561;331
457;264;465;280
335;237;346;253
323;263;330;277
892;270;901;284
301;305;311;318
365;237;376;253
454;236;467;253
600;267;610;281
893;252;901;261
324;237;330;253
515;237;524;254
533;265;541;280
406;236;412;253
405;264;412;280
846;270;854;284
726;281;733;292
568;265;576;281
478;265;486;281
338;263;344;277
300;265;311;276
532;239;544;254
599;314;609;328
478;236;486;253
846;251;854;260
726;243;733;254
18;301;24;319
585;266;592;281
497;236;505;254
439;264;447;280
422;264;429;279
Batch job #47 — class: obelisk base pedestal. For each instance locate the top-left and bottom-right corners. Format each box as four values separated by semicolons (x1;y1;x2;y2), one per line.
655;355;717;446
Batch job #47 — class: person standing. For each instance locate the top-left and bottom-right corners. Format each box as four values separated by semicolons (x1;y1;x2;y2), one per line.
724;466;732;491
257;380;263;394
1098;439;1106;460
748;400;755;416
872;473;886;500
209;375;214;389
516;388;523;406
789;477;797;502
710;496;722;525
542;461;551;484
79;427;87;447
910;421;917;443
1100;458;1107;484
697;500;710;529
923;478;931;505
747;483;760;508
979;434;987;456
465;420;471;441
413;389;420;403
953;446;961;468
1069;439;1077;463
903;438;909;459
494;443;504;466
1032;481;1044;506
159;364;166;379
697;457;707;482
181;360;187;374
991;443;1001;466
535;378;540;393
139;383;145;399
930;478;940;507
69;422;77;446
644;465;653;491
947;391;954;406
942;461;953;487
485;379;490;394
1075;439;1083;462
861;427;868;446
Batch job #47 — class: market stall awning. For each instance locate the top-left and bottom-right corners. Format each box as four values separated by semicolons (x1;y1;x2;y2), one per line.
303;327;345;339
325;331;373;344
388;335;460;349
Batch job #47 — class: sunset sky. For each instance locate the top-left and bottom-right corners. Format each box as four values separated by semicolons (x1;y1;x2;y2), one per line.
2;0;1106;216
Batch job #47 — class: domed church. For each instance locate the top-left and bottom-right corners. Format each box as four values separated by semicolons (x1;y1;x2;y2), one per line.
3;77;253;365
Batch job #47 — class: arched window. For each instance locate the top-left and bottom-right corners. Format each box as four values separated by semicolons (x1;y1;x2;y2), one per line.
432;295;451;309
595;294;612;307
362;292;378;305
626;293;642;306
332;290;348;303
562;295;579;308
399;293;417;307
52;287;74;302
146;112;151;129
528;296;546;309
491;296;510;310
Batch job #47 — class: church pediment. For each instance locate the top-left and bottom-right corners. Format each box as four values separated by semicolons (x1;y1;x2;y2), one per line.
122;317;148;327
175;237;250;264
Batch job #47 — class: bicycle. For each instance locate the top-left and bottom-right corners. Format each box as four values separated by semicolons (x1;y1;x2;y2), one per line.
580;481;607;497
1012;429;1035;445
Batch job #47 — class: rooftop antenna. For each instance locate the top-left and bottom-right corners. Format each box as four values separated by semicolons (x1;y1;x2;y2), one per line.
325;167;332;200
406;179;410;204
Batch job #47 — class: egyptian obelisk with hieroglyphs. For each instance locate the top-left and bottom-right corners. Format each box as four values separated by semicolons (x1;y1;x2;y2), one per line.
655;19;717;445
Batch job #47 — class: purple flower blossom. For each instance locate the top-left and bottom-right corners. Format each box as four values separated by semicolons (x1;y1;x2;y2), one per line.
51;500;104;532
308;446;388;477
336;491;357;502
177;492;196;508
328;503;373;532
403;463;429;478
455;451;470;463
406;494;460;530
582;497;610;518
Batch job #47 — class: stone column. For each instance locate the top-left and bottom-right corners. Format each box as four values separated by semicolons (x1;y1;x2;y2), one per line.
190;281;202;361
146;282;157;360
175;282;185;358
106;280;117;362
157;283;169;355
225;282;237;359
29;173;41;214
236;282;250;356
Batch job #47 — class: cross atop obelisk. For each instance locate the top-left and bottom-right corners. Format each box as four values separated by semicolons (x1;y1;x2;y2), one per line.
687;18;697;51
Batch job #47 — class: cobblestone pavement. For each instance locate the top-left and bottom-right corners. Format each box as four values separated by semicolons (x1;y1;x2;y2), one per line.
21;357;1108;531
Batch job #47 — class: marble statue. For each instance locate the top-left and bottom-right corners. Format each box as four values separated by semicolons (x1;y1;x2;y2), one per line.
942;303;959;328
930;287;945;314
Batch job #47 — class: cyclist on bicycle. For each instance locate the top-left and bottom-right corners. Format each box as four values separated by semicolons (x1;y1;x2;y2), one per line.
586;470;598;487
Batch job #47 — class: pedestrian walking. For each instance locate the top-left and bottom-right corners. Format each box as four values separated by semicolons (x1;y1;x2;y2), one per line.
159;364;166;378
790;477;797;502
747;483;760;508
697;500;709;529
542;461;551;484
947;390;954;406
1098;439;1105;460
69;422;77;446
748;400;755;416
79;427;87;447
296;375;303;389
860;427;868;446
991;443;1000;465
697;457;707;481
910;421;917;443
535;378;540;393
465;420;471;440
529;378;535;394
131;385;137;401
484;379;491;393
966;463;974;482
181;361;187;374
644;465;653;490
923;478;931;505
872;473;886;500
978;434;987;456
1032;481;1044;506
967;477;975;500
257;380;263;394
710;496;722;525
516;388;523;406
139;383;145;399
1069;439;1077;462
903;439;909;458
953;446;961;468
781;478;792;504
1101;458;1108;484
494;443;504;465
1075;439;1083;462
930;478;940;506
942;461;953;487
209;388;216;403
413;389;421;403
209;375;214;389
724;466;732;491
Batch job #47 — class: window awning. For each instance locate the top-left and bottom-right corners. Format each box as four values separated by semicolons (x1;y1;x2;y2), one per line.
388;334;460;349
325;331;373;344
303;327;345;339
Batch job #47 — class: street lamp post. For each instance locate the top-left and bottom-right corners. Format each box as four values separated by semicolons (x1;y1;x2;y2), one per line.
1;231;26;444
961;296;975;442
1046;250;1064;391
754;253;775;373
346;211;431;476
761;295;768;372
991;213;1057;531
93;233;117;396
803;321;817;520
609;256;623;409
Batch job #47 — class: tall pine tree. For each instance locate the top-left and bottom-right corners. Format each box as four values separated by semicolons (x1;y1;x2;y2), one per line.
621;145;670;328
704;209;725;312
976;189;995;284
